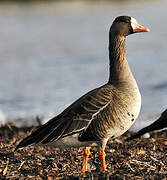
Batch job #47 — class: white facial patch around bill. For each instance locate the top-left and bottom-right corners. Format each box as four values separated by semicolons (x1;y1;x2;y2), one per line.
130;17;138;30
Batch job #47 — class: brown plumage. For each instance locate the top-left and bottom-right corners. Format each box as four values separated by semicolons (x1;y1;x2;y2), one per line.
15;16;149;172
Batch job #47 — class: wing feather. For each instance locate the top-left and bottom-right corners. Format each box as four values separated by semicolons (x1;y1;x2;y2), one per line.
16;85;113;150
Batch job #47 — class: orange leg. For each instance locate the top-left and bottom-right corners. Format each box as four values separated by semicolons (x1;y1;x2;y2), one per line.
79;147;90;173
99;149;106;171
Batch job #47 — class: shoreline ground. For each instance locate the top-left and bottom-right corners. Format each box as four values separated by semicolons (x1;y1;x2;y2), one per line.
0;123;167;179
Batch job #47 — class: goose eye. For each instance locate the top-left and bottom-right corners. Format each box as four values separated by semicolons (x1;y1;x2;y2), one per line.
121;19;129;24
115;18;129;24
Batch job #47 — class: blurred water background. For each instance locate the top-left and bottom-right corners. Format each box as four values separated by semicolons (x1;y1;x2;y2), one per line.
0;0;167;131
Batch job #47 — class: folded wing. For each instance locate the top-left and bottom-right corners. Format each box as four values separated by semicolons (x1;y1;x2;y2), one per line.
16;85;112;150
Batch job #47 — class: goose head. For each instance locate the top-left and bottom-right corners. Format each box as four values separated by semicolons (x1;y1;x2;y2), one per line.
110;16;150;37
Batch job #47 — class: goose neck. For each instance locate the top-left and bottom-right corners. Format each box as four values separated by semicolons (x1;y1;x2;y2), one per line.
108;35;132;84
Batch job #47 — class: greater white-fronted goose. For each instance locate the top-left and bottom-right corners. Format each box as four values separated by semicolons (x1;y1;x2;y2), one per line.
126;109;167;141
15;16;149;173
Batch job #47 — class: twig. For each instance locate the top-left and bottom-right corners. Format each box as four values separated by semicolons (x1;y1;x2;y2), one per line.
18;161;25;170
126;162;135;172
36;116;42;126
130;159;156;170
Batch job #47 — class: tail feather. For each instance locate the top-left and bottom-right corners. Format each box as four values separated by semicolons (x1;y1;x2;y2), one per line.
15;132;38;151
126;111;167;141
126;124;156;141
41;120;71;144
15;116;64;151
